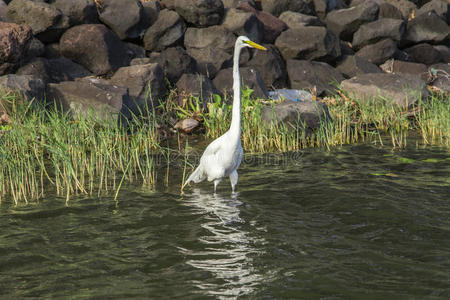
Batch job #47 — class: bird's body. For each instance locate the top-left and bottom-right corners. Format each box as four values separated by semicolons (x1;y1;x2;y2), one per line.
183;36;266;193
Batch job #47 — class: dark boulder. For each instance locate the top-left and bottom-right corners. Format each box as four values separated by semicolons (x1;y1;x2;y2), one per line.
352;18;405;50
278;11;323;28
261;0;314;17
6;0;70;43
16;57;91;84
275;26;341;63
130;57;151;65
223;0;256;9
380;59;428;81
26;37;45;59
176;74;221;106
325;1;379;41
143;9;186;52
213;67;269;99
52;0;99;26
355;38;398;65
404;43;443;65
222;8;264;43
313;0;347;20
0;21;32;75
434;45;450;64
44;43;62;59
60;24;130;76
416;0;449;23
245;44;287;89
378;3;403;19
141;0;161;26
98;0;149;40
148;46;197;84
385;0;416;20
0;74;45;103
173;0;224;27
286;60;345;96
187;47;232;79
125;42;146;60
341;73;429;107
0;1;6;21
184;26;237;54
237;2;287;43
46;78;128;121
402;11;450;46
110;63;167;113
261;100;332;131
336;55;382;78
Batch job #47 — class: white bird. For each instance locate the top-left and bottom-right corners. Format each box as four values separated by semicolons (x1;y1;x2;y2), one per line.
183;36;267;193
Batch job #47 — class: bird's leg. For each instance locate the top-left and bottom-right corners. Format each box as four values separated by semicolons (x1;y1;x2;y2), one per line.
229;170;238;193
213;179;222;193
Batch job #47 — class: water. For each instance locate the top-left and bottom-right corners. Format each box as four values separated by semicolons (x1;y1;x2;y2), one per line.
1;142;449;299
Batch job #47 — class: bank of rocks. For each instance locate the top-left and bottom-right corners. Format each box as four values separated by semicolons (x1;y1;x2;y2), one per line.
0;0;449;131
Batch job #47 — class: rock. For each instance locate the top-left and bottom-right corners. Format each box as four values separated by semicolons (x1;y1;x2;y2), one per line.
25;37;45;58
275;26;341;63
0;0;6;21
223;0;255;9
403;11;450;46
222;8;264;43
416;0;450;23
341;73;429;107
286;60;345;95
355;38;398;65
404;43;443;65
60;24;130;76
0;74;45;103
44;43;61;59
352;18;405;51
213;67;269;98
187;47;232;78
0;22;32;75
340;40;355;56
125;42;146;60
378;2;403;19
336;55;382;78
143;9;186;52
148;46;197;84
130;57;151;65
325;1;379;41
173;0;224;27
380;59;428;81
238;2;288;43
52;0;99;26
98;0;149;40
261;0;314;17
6;0;70;43
176;74;221;106
429;63;450;93
385;0;416;19
174;118;200;133
434;45;450;64
313;0;348;20
245;44;287;89
278;11;323;28
16;57;92;84
159;0;175;9
261;100;332;132
110;63;167;114
141;0;161;26
184;26;236;54
46;78;129;121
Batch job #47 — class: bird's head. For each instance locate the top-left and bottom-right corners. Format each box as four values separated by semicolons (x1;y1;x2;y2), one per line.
237;36;267;51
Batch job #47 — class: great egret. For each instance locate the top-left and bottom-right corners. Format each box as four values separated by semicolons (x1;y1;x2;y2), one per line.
183;36;266;193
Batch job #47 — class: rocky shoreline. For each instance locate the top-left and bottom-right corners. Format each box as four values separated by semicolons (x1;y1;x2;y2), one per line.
0;0;449;131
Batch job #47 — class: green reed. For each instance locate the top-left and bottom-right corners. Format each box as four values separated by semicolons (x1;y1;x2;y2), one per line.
415;93;449;147
0;92;160;204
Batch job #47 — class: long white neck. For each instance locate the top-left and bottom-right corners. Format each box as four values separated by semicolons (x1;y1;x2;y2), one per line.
229;43;242;140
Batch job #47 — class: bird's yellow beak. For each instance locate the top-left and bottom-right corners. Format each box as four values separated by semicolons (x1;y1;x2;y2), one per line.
244;40;267;51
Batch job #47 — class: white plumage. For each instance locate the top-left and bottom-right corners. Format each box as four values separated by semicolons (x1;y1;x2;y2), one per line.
183;36;266;193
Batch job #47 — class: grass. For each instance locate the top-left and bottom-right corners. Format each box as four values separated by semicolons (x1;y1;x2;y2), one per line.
0;86;448;204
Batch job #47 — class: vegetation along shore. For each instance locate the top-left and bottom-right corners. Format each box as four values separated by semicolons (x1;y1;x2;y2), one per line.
0;0;449;203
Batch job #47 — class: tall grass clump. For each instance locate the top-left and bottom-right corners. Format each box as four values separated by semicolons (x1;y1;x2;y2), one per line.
416;93;449;147
0;91;161;204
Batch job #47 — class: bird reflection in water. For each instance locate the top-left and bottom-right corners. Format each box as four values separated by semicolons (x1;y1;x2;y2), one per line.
178;189;265;299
